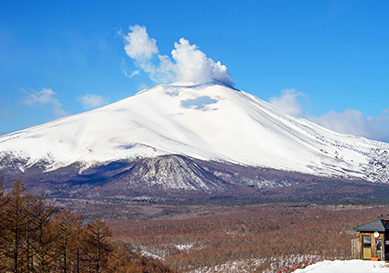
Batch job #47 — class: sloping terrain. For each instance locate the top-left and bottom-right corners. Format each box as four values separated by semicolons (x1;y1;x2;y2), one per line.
1;81;389;196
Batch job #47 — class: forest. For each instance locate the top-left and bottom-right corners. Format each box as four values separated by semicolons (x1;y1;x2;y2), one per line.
108;202;389;272
0;178;175;273
3;176;389;272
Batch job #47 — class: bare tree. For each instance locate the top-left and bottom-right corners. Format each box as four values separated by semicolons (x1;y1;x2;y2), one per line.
53;208;83;273
0;176;9;272
28;195;59;273
81;218;112;273
1;179;30;273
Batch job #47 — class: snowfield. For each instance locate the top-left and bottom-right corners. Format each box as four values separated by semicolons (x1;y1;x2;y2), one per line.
1;81;389;182
295;260;389;273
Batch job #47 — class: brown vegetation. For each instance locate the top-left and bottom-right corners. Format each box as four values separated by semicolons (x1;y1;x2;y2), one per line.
3;174;389;272
0;178;175;273
108;203;389;272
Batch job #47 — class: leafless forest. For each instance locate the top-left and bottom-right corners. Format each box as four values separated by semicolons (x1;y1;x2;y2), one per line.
108;203;389;272
2;177;389;272
0;179;175;273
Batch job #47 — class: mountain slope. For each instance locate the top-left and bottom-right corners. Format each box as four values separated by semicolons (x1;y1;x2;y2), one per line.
109;155;231;193
0;81;388;183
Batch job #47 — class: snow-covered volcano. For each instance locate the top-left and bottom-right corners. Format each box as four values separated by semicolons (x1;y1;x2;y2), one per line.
1;81;389;183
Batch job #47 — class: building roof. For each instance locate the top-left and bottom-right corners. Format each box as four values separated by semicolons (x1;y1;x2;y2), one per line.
354;219;389;232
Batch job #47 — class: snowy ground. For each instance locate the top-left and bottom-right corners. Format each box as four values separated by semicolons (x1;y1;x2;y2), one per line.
295;260;389;273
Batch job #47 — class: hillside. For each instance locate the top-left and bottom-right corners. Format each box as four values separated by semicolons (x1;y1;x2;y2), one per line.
1;81;389;198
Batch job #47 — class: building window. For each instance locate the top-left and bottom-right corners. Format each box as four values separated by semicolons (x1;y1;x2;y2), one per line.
363;236;371;248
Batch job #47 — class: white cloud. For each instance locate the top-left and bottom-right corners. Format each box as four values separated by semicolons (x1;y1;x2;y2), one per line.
171;38;234;85
269;89;389;142
22;88;56;105
309;109;378;138
122;25;168;82
122;69;139;79
122;25;234;86
79;94;108;110
269;89;306;117
123;25;158;60
21;88;70;117
155;54;176;83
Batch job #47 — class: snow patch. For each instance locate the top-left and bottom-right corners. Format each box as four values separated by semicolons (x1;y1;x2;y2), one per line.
174;244;193;251
295;260;389;273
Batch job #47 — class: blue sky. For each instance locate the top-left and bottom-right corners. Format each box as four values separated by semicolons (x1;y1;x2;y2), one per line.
1;0;388;141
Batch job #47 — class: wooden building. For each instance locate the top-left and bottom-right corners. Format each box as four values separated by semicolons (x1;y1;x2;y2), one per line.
352;219;389;261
